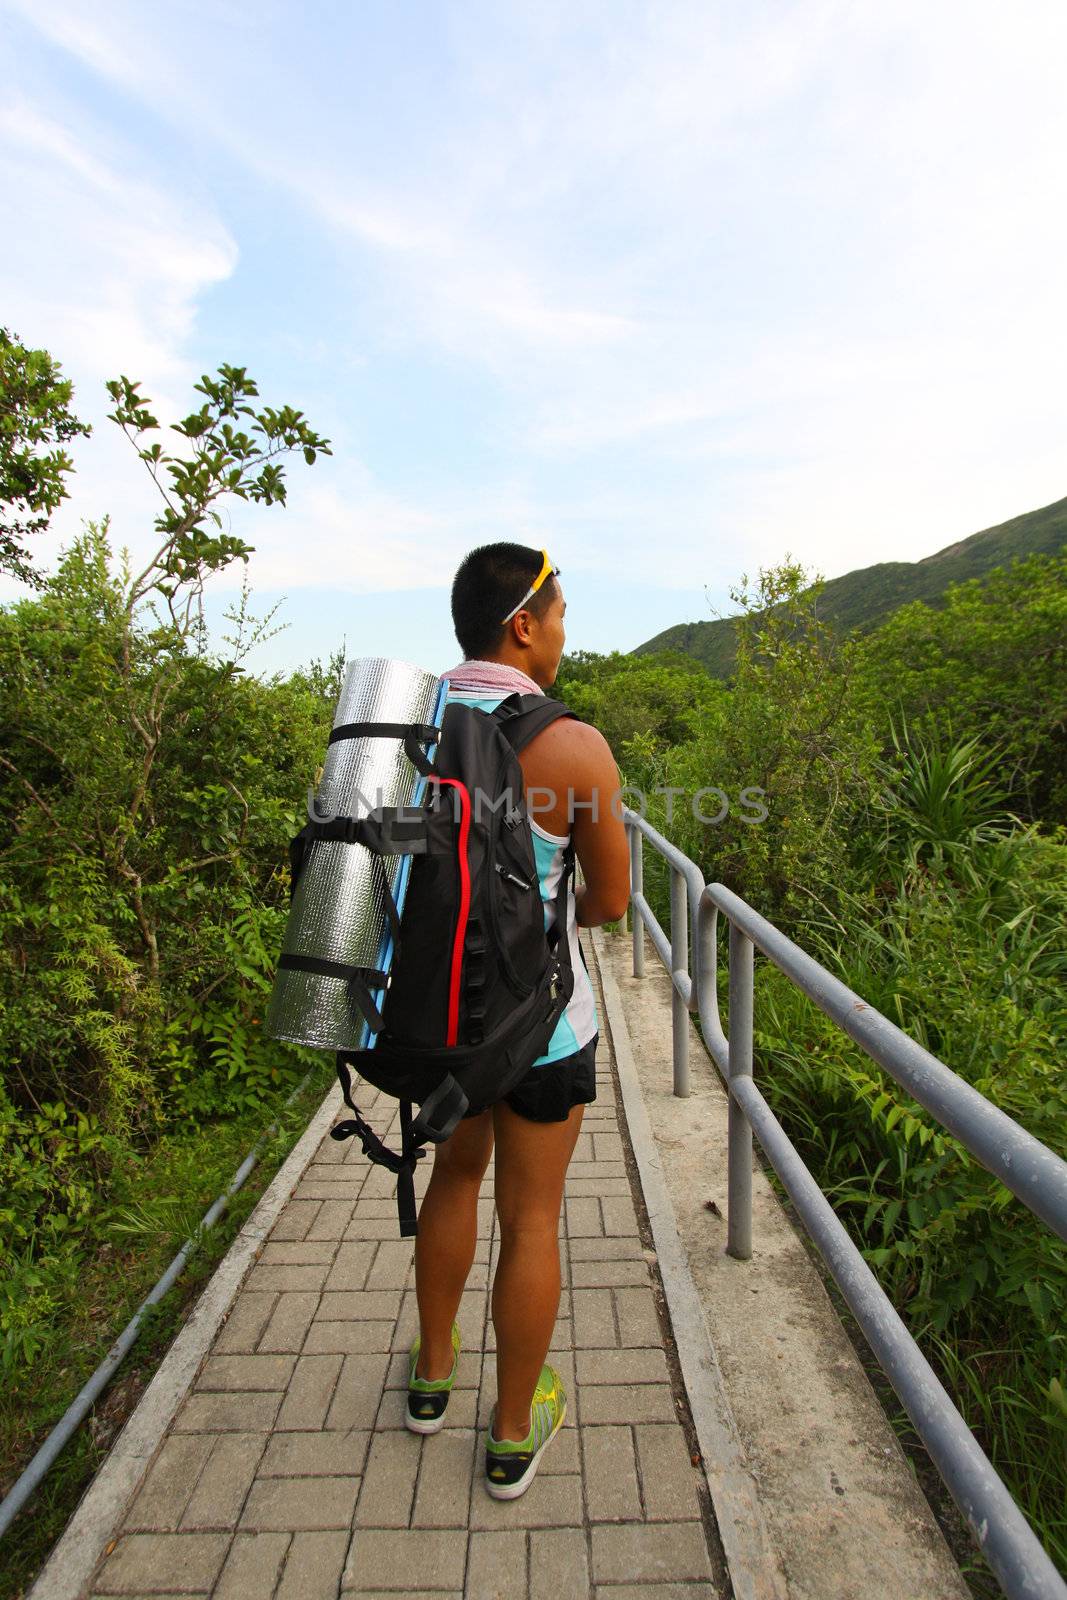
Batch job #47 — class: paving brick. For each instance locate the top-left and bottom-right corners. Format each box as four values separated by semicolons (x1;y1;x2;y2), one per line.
582;1424;642;1522
613;1287;662;1347
576;1348;669;1386
345;1214;417;1241
123;1434;214;1531
390;1289;418;1352
174;1392;281;1433
565;1197;603;1237
260;1241;337;1265
245;1262;331;1295
318;1289;402;1321
353;1427;422;1527
240;1474;359;1531
270;1200;322;1241
565;1177;631;1198
465;1529;527;1599
257;1291;320;1353
591;1523;712;1584
304;1198;355;1240
573;1131;594;1162
537;1423;580;1474
297;1180;363;1201
276;1530;350;1600
408;1426;474;1528
359;1163;402;1199
323;1241;377;1292
566;1161;626;1183
600;1196;641;1238
343;1529;467;1591
313;1134;348;1163
181;1432;265;1528
547;1317;574;1350
634;1424;703;1520
93;1532;230;1593
304;1319;395;1355
572;1288;617;1349
593;1132;625;1162
469;1467;582;1529
570;1259;648;1289
276;1353;344;1431
196;1353;296;1392
213;1292;277;1354
324;1354;391;1431
530;1526;589;1600
364;1239;415;1290
303;1163;364;1186
569;1236;641;1261
261;1428;370;1477
580;1384;677;1425
214;1530;290;1599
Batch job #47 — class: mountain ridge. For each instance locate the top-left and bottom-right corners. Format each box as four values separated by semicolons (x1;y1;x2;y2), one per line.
634;493;1067;676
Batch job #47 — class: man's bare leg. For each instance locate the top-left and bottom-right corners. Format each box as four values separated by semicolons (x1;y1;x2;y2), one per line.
491;1099;585;1440
413;1109;494;1379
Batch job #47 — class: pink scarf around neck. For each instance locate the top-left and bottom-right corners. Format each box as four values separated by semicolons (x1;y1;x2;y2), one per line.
441;657;544;698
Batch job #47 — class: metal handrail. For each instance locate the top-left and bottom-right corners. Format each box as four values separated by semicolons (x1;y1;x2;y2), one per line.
623;809;1067;1600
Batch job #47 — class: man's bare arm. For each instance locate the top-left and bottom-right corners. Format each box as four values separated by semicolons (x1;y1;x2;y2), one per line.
569;725;630;926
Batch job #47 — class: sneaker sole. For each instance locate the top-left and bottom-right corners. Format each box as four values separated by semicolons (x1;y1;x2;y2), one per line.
405;1404;449;1435
485;1399;567;1500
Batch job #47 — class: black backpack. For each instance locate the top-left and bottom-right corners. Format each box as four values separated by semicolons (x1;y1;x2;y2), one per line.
284;691;580;1234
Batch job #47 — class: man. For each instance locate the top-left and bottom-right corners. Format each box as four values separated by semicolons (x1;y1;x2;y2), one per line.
405;543;630;1500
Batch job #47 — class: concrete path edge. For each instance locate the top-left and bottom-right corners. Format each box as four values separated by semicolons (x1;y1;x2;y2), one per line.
591;924;789;1600
28;1080;345;1600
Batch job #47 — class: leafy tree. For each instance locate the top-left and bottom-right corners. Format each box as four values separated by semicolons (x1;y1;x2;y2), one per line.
555;649;723;763
0;328;91;588
0;359;333;1302
856;553;1067;823
661;562;882;926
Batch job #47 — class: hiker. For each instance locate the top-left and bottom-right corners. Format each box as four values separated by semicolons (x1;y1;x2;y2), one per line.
406;544;630;1498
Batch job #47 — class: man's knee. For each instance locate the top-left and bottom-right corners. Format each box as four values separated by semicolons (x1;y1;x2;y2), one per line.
495;1205;563;1244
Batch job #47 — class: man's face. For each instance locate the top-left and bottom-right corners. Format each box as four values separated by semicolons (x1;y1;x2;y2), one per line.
537;579;567;684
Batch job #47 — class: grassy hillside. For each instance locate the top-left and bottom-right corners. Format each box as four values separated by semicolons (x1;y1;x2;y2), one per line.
635;493;1067;677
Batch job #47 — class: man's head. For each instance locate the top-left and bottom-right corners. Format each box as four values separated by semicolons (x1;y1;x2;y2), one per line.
451;542;567;689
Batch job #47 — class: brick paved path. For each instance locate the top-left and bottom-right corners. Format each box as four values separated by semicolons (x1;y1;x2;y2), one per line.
88;939;720;1599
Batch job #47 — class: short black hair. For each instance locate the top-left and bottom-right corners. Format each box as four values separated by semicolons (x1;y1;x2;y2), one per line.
451;542;558;659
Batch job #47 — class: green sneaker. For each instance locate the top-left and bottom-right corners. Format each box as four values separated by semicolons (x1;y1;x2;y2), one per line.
405;1321;461;1434
484;1364;567;1499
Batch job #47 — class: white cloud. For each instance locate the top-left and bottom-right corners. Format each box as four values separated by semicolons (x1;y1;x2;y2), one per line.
0;76;239;595
4;0;1066;623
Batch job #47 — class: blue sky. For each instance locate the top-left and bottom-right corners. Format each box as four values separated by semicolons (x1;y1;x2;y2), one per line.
2;0;1066;680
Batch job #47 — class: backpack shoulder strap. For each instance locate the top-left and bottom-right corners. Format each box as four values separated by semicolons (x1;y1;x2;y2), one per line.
492;693;578;756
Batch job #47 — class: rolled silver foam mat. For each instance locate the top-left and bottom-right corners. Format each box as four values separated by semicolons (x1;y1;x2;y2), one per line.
266;656;444;1052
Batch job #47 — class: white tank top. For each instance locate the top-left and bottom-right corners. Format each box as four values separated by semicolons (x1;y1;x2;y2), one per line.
444;689;599;1065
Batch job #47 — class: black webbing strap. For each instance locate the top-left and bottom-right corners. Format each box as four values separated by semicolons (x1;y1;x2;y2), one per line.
278;954;389;1034
328;720;440;779
299;810;428;854
330;1056;426;1235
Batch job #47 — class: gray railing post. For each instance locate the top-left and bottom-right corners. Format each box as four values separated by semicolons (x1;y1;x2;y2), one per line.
727;921;754;1260
671;867;689;1097
629;822;645;978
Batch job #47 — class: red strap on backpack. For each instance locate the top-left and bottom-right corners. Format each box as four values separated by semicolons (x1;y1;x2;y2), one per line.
430;777;472;1045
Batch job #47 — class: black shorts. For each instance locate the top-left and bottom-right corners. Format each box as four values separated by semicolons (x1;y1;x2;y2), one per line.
462;1033;599;1124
